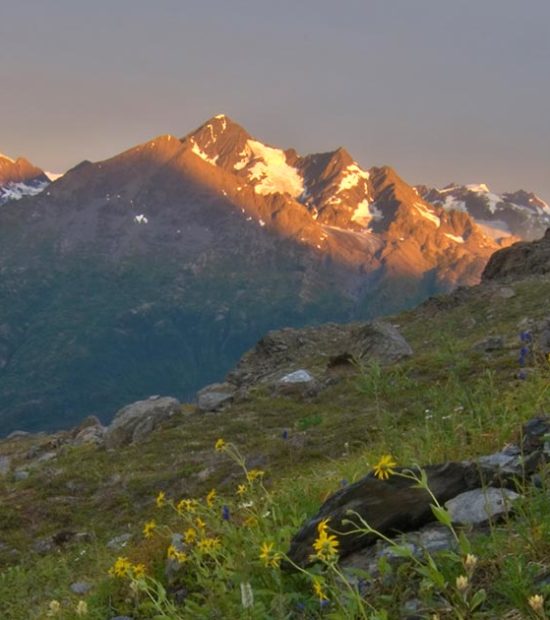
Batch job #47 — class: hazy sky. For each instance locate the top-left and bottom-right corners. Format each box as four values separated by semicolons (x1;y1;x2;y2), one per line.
1;1;549;198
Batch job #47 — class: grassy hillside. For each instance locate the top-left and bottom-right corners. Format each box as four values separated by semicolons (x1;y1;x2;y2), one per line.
0;273;549;618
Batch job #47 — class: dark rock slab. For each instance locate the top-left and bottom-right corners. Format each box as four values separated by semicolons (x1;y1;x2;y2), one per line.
286;462;483;567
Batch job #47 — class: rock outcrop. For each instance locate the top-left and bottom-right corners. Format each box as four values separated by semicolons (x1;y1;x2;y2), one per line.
104;396;181;448
286;416;549;568
482;228;550;281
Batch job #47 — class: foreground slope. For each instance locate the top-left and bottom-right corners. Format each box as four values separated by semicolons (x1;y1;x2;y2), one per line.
0;232;549;618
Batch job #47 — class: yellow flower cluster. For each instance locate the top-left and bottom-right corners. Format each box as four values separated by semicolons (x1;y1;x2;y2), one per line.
167;544;188;563
108;556;146;579
311;518;339;563
206;488;217;507
177;498;198;513
215;438;226;452
197;536;221;554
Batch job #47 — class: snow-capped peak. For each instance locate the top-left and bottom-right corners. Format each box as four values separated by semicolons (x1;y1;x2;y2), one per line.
45;171;64;182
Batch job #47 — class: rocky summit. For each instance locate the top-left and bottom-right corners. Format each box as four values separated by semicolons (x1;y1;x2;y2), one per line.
0;152;50;205
0;116;547;434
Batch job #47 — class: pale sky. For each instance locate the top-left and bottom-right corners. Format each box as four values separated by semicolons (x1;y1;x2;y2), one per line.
1;0;549;198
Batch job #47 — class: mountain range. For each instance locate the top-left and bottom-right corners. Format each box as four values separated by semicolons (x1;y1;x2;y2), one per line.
0;115;548;434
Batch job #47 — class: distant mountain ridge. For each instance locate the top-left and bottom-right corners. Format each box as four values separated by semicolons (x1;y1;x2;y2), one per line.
0;115;547;434
0;152;50;205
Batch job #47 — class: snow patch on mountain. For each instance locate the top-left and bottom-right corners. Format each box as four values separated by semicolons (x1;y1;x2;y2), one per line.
337;164;370;192
45;171;64;181
0;180;49;205
191;139;219;166
246;140;304;198
444;233;465;244
413;202;440;227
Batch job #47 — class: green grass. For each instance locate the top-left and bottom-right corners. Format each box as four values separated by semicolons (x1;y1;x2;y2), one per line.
1;274;550;617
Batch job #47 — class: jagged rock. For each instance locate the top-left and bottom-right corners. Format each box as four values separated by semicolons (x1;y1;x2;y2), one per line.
482;228;550;281
445;487;520;524
71;415;106;446
196;383;236;412
105;396;180;448
228;320;412;392
352;320;413;365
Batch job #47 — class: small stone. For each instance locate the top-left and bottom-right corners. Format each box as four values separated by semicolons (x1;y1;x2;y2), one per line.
445;487;520;525
279;369;314;384
70;581;92;595
498;287;516;299
14;468;29;481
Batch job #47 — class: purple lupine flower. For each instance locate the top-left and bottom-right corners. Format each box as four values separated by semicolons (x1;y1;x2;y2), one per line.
222;505;230;521
282;429;289;440
520;331;532;343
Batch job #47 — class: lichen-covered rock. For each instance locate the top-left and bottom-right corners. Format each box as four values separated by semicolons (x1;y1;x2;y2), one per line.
104;396;180;448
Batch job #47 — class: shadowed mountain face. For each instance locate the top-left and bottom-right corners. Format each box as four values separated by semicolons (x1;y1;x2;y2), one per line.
0;116;539;433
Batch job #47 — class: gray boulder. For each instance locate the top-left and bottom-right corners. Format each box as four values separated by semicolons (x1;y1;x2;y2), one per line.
196;382;236;412
352;320;413;365
445;487;520;525
105;396;180;448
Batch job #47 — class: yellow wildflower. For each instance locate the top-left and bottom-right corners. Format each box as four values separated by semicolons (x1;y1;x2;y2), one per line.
373;455;397;480
196;516;206;530
528;594;545;614
455;575;469;592
109;556;132;578
464;553;478;572
197;536;221;554
312;527;339;563
75;600;88;616
313;578;328;602
215;438;226;452
259;541;282;568
143;519;156;538
155;490;166;508
236;483;247;496
244;515;258;528
46;600;61;616
177;498;198;513
317;518;330;535
247;469;265;482
206;488;217;508
133;562;146;577
167;545;188;563
184;527;197;544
